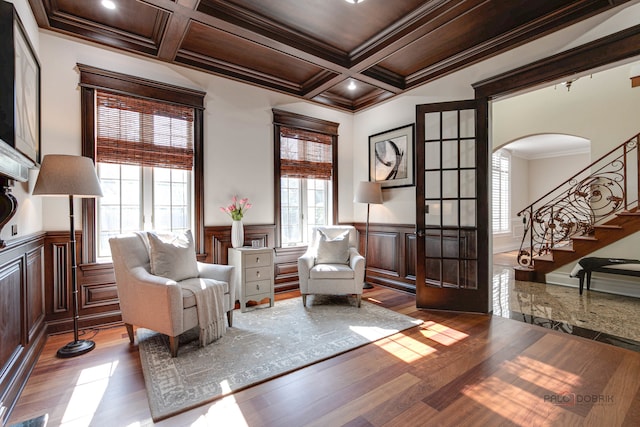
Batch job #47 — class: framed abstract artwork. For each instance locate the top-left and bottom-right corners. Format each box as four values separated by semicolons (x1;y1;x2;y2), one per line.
369;124;415;189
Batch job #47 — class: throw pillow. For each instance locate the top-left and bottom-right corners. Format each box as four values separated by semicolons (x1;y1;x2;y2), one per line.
315;230;350;265
148;230;199;282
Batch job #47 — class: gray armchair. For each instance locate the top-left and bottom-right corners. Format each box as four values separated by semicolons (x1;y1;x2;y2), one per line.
109;232;235;357
297;226;365;307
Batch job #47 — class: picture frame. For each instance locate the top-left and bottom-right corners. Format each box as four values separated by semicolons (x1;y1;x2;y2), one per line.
369;124;415;189
0;1;40;166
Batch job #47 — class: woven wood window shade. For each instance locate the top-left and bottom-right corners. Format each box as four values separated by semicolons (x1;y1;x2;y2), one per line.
280;126;333;180
96;91;194;170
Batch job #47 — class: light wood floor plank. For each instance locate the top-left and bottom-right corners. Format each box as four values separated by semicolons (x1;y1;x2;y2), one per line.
8;287;640;426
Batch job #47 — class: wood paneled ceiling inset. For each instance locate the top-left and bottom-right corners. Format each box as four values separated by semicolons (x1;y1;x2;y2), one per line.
178;21;332;94
27;0;634;112
35;0;169;55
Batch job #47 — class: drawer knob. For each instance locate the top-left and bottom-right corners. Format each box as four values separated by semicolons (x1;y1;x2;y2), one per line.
256;284;260;290
256;271;261;277
256;257;260;263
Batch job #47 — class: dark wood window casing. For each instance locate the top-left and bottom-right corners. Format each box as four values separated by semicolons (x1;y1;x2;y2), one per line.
272;109;339;248
78;64;206;260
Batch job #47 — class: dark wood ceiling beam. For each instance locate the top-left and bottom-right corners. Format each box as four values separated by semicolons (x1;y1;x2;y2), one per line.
27;0;49;27
156;0;199;60
140;0;352;76
405;0;626;89
196;0;350;68
303;75;348;99
175;51;305;95
348;0;479;71
473;23;640;99
354;74;404;94
360;66;406;90
303;71;402;100
300;71;340;95
157;13;191;60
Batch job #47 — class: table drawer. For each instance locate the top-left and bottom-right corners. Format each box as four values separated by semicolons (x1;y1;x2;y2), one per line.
245;266;270;282
244;279;272;297
243;251;272;268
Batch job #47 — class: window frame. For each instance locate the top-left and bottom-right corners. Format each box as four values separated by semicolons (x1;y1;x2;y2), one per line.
272;109;339;248
78;64;205;262
492;148;511;235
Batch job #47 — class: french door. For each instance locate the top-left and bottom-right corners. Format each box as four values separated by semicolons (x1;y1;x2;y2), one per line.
415;100;490;312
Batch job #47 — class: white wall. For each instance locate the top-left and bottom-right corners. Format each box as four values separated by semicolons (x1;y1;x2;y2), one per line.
34;31;354;231
528;152;591;203
4;0;640;251
492;64;640;159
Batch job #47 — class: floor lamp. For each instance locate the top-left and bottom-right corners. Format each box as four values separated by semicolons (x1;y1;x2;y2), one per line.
354;181;383;289
33;155;103;358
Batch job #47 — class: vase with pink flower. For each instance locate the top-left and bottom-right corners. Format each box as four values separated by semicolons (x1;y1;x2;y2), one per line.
220;196;252;248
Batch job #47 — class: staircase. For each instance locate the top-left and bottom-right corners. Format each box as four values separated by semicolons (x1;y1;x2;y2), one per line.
515;133;640;282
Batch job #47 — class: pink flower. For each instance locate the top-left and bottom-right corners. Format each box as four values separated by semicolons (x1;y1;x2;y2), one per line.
220;195;252;221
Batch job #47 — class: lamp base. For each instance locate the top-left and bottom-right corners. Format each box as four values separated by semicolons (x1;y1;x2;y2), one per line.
56;339;96;358
363;282;374;289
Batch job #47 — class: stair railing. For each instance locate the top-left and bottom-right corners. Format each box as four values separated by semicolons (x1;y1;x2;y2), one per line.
516;132;639;268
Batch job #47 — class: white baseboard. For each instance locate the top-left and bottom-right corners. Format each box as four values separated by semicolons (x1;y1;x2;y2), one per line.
545;272;640;298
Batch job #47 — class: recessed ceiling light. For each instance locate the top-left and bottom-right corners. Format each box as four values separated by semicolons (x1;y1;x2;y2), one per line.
348;81;357;91
102;0;116;10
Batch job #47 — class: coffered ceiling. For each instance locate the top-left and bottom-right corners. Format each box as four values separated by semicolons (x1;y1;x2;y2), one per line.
27;0;632;112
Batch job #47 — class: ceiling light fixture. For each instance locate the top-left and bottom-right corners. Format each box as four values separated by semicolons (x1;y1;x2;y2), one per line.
102;0;116;10
348;81;357;91
345;0;366;4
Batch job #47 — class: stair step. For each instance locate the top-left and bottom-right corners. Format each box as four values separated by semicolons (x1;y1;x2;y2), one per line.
572;235;598;241
616;211;640;216
551;246;575;253
594;224;623;229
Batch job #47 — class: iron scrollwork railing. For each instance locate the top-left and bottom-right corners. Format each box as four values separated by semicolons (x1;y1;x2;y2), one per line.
517;133;639;268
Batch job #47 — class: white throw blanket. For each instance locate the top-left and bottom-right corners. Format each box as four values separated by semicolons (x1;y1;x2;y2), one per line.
181;279;226;347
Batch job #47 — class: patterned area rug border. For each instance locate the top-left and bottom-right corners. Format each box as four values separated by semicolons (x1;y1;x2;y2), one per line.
138;295;423;421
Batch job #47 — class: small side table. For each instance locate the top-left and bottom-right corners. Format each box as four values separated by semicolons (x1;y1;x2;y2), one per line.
228;247;274;312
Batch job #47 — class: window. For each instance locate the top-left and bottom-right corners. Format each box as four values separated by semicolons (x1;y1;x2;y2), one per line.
273;110;339;247
79;64;205;262
95;91;194;257
492;149;510;234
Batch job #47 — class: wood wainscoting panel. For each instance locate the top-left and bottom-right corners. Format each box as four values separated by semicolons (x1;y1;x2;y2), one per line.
45;232;121;334
204;225;276;265
0;233;47;426
0;258;22;371
274;246;306;293
26;246;44;343
78;262;118;309
354;223;417;293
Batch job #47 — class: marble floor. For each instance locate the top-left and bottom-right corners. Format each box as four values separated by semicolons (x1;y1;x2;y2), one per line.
492;253;640;352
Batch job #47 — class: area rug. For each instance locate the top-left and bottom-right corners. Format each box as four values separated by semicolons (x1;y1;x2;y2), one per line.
137;295;422;421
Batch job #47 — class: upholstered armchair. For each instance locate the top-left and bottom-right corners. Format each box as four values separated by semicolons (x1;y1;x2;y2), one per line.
297;225;365;307
109;231;235;357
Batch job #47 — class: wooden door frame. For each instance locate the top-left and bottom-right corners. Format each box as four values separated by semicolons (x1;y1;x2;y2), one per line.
415;100;490;313
413;24;640;313
473;24;640;313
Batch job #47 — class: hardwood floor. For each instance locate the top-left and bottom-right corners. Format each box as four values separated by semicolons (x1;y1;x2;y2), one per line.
9;287;640;426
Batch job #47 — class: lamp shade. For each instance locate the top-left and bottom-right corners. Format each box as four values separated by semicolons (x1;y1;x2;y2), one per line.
33;155;103;198
354;181;383;204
